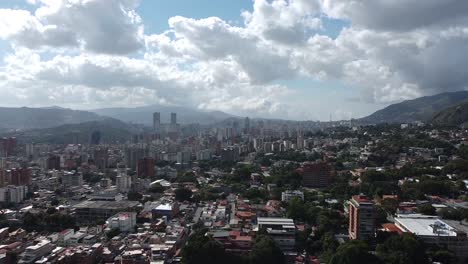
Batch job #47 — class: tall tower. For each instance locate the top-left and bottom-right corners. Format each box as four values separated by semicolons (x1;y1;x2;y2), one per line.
171;112;177;125
244;117;250;134
153;112;160;132
349;195;375;240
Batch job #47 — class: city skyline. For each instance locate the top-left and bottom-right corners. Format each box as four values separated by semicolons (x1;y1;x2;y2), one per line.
0;0;467;121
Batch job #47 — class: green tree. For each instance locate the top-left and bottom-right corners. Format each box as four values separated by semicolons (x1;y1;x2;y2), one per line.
287;197;306;221
418;204;436;216
330;240;383;264
106;228;121;240
181;230;230;264
175;188;193;202
250;234;285;264
376;234;429;264
127;191;143;201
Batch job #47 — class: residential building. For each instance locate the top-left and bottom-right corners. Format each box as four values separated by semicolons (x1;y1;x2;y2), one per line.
348;195;375;240
256;217;296;251
301;162;332;188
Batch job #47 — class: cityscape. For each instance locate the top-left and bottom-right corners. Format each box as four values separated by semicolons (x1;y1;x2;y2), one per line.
0;1;468;264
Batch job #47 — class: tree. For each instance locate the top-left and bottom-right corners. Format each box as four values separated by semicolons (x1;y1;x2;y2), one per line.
127;191;143;201
50;199;60;206
418;204;436;216
330;240;383;264
376;233;429;264
181;230;231;264
106;228;120;240
149;183;164;193
250;234;285;264
287;197;306;221
175;188;192;202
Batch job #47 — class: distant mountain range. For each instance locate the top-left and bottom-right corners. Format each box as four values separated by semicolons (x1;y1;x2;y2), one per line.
5;118;142;144
0;107;103;130
359;91;468;124
92;105;235;125
432;101;468;126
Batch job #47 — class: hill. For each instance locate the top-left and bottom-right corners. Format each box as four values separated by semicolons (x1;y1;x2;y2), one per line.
92;105;235;125
432;101;468;126
5;118;142;144
359;91;468;124
0;107;104;130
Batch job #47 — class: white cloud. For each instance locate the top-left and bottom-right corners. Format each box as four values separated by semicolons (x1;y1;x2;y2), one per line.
1;0;468;120
0;0;144;54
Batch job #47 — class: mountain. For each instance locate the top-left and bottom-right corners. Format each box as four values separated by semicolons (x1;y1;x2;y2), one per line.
359;91;468;124
432;101;468;126
0;107;104;130
92;105;235;125
4;118;142;144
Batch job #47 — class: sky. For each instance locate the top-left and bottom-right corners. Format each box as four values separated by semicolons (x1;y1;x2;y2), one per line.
0;1;467;121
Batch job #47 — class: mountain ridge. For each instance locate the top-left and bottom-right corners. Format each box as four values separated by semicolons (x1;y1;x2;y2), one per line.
359;91;468;124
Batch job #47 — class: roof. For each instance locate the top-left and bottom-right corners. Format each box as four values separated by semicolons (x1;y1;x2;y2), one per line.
73;200;139;209
257;217;294;227
395;217;457;237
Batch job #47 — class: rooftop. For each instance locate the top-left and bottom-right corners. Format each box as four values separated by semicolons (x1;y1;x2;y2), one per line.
395;217;458;237
73;200;139;209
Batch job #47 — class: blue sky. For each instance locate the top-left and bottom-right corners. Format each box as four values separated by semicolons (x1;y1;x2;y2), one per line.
1;0;462;120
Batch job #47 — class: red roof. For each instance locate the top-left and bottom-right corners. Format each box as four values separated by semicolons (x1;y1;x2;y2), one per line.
382;223;404;235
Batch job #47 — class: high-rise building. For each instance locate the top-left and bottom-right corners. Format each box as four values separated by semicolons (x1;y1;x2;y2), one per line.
244;117;250;134
171;112;177;125
47;155;61;170
137;157;155;178
116;173;132;193
349;195;375;240
0;137;16;157
125;147;148;169
153;112;161;132
301;162;332;188
93;148;109;171
90;130;101;145
62;172;83;188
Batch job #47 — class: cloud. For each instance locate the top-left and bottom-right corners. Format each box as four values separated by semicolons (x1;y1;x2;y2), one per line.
1;0;468;120
0;0;144;54
321;0;468;31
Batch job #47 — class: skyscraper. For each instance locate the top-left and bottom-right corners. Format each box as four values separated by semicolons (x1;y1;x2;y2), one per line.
244;117;250;134
171;112;177;125
137;157;155;178
349;195;375;240
153;112;161;132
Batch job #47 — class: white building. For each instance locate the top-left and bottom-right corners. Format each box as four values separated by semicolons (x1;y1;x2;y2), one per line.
61;171;83;187
0;185;28;204
57;229;74;247
394;215;468;262
116;174;132;193
256;217;296;251
281;190;304;202
19;240;56;264
107;212;137;232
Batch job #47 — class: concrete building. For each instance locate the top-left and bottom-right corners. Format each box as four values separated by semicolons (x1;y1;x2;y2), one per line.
281;190;304;202
107;212;137;232
256;217;296;251
18;240;55;264
73;200;140;223
137;157;155;178
301;162;332;188
394;215;468;263
62;171;83;188
116;173;132;193
153;112;161;133
0;185;28;204
348;195;375;240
